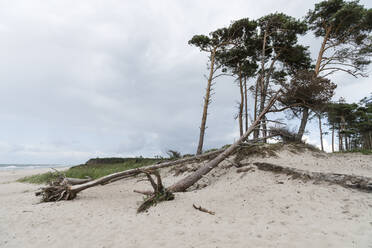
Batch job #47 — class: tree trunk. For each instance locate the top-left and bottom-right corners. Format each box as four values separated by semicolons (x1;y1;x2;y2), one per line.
62;177;92;185
255;29;268;142
253;78;259;139
196;48;216;155
314;27;331;76
260;59;277;143
259;88;266;143
168;94;279;193
297;107;309;141
262;116;267;143
318;114;324;152
332;123;335;153
244;76;248;132
339;128;343;151
238;67;244;137
345;135;349;151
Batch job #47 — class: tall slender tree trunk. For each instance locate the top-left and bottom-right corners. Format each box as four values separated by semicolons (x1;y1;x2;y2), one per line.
259;86;267;142
253;78;259;139
244;76;248;132
297;107;309;141
332;124;335;153
238;67;244;137
262;116;267;143
339;128;343;151
260;58;277;143
345;135;349;151
314;27;331;76
318;114;324;152
339;117;346;152
196;49;216;155
257;29;268;142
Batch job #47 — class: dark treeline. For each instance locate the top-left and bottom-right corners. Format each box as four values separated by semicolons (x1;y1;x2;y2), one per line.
326;95;372;151
190;0;372;153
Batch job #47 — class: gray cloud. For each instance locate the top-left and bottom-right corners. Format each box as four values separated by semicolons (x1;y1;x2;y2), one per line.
0;0;370;163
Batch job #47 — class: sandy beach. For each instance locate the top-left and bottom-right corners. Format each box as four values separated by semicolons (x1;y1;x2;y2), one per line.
1;149;372;248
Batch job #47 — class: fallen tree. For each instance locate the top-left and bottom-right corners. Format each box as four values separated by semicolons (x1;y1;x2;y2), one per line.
36;145;226;202
133;94;280;210
253;162;372;192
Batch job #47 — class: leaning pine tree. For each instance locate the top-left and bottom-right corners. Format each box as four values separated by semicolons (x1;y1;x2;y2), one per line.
307;0;372;78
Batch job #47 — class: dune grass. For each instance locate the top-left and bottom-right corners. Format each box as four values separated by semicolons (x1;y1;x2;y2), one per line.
18;158;163;184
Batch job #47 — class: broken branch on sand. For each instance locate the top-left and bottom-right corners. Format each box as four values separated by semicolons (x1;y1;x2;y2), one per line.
193;204;215;215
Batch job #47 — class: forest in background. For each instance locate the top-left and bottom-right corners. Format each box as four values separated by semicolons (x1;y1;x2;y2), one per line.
189;0;372;154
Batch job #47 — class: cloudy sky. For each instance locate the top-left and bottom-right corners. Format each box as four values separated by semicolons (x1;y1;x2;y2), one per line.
0;0;371;164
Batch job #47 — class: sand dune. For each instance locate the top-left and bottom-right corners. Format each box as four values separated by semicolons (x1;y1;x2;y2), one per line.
1;148;372;248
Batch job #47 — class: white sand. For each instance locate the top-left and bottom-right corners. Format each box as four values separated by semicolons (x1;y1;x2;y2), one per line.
1;151;372;248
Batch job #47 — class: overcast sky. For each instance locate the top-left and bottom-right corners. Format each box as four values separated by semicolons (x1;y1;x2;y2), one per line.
0;0;371;164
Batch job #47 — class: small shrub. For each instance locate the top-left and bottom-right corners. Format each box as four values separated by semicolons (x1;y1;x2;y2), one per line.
166;150;181;159
269;127;299;143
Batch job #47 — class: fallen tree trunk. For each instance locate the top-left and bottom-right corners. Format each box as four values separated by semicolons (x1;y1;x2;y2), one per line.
253;162;372;192
68;148;227;194
36;146;226;201
62;177;92;185
168;94;279;192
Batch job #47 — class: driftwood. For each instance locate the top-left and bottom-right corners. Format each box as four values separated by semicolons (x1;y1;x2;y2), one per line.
193;204;215;215
253;162;372;192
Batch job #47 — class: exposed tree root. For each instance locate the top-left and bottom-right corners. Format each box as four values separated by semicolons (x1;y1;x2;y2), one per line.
36;185;77;202
133;189;153;196
136;170;174;213
253;162;372;192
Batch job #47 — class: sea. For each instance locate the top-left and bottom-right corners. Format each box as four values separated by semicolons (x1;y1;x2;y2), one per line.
0;164;68;170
